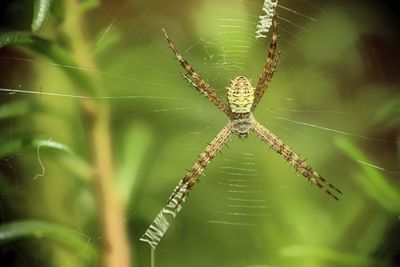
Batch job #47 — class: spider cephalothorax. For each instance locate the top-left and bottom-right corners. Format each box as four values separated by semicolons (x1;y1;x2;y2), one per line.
230;110;255;138
142;12;342;249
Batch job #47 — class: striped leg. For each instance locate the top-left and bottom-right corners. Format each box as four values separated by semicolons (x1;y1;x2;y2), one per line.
162;29;230;116
140;123;232;249
252;12;279;112
252;121;342;200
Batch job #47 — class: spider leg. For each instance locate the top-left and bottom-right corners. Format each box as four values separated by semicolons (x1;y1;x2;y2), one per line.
162;28;230;116
167;123;232;206
180;73;211;100
252;11;279;112
140;123;232;248
252;121;342;200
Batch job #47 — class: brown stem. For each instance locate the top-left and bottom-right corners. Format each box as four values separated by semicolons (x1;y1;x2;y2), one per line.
63;1;133;266
85;102;132;267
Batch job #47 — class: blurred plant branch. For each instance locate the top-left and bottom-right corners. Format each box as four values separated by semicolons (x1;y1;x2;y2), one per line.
0;0;133;266
54;0;132;266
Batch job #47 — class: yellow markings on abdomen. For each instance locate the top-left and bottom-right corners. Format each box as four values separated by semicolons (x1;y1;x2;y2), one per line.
227;76;255;113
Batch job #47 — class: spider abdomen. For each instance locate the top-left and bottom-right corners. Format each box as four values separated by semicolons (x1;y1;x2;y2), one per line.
227;76;255;113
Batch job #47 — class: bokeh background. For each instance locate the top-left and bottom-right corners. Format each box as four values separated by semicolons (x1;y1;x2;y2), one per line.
0;0;399;266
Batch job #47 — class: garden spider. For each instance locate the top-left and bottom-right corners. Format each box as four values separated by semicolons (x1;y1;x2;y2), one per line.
161;13;341;204
141;13;341;248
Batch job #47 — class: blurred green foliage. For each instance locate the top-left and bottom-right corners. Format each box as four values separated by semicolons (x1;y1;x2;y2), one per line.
0;0;399;267
0;220;97;263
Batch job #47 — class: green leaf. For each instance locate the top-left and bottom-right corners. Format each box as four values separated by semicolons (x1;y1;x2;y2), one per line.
117;123;153;206
375;98;400;122
0;100;31;120
374;98;400;132
27;37;96;94
32;0;53;32
0;220;97;263
60;155;93;182
280;245;387;267
0;32;35;49
0;32;95;95
335;136;400;213
79;0;101;13
50;0;65;25
0;137;91;182
0;137;72;159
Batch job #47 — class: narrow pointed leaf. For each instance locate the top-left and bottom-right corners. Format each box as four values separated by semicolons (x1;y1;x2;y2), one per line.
0;32;35;49
0;220;97;263
50;0;65;25
80;0;101;13
0;100;31;120
0;32;95;94
117;123;153;205
0;137;72;159
335;136;400;213
32;0;53;32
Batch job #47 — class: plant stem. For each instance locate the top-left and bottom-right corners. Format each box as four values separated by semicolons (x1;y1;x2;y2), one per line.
86;103;132;267
63;1;133;266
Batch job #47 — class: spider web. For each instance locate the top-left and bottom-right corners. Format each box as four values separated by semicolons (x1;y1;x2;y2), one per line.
0;0;399;267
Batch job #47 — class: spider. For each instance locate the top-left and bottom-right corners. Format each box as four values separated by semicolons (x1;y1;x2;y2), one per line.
158;13;341;211
140;12;342;249
141;12;342;249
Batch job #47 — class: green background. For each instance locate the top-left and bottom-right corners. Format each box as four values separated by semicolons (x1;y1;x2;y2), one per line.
0;0;399;266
